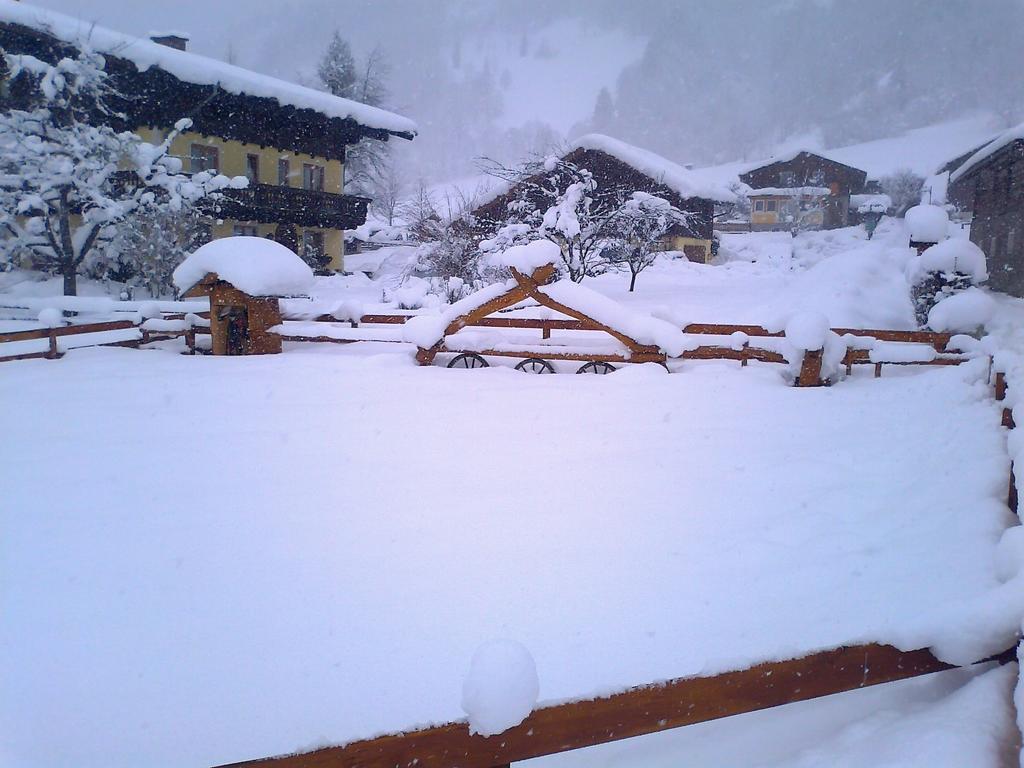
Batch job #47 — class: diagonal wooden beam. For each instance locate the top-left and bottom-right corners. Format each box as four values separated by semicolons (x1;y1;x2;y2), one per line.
212;643;1013;768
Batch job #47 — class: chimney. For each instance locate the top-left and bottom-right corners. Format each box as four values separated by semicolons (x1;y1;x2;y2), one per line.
149;33;189;51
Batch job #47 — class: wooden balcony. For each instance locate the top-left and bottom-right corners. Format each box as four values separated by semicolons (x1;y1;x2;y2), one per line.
212;183;370;230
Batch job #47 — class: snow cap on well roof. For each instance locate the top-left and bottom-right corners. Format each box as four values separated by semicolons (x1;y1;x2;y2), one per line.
0;0;417;137
568;134;737;203
949;121;1024;183
173;237;315;297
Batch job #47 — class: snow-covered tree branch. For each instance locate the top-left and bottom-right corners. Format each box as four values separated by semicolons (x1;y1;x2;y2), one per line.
0;46;243;295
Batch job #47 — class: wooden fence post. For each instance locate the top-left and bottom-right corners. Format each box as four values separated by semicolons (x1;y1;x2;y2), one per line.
996;370;1018;515
46;329;58;359
796;348;824;386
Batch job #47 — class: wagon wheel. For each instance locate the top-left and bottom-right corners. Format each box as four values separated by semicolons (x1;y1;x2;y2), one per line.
576;361;617;374
447;352;489;369
515;357;555;374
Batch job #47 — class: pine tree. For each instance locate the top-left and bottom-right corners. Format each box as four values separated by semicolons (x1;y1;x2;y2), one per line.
591;87;616;133
316;32;357;100
316;33;390;197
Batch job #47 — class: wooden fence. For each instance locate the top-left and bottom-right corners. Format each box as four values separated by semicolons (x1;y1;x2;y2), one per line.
0;307;973;383
214;643;1016;768
275;313;968;381
0;313;211;363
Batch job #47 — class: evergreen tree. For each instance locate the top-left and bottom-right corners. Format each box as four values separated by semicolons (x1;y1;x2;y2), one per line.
316;32;357;100
316;33;390;197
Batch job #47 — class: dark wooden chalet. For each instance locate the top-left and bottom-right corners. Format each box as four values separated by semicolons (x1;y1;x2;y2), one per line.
739;151;868;230
469;140;726;263
947;126;1024;296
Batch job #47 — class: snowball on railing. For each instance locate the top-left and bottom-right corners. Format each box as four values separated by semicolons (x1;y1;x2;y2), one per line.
37;307;64;328
487;239;561;274
461;639;539;737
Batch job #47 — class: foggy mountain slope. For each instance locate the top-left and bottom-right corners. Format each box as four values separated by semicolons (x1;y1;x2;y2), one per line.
590;0;1024;168
30;0;1024;183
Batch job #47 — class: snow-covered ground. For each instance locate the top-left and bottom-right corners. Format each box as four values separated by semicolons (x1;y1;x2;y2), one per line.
1;342;1019;767
2;218;1023;768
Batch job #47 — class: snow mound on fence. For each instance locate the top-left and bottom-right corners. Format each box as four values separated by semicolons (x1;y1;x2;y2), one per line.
402;279;518;348
905;204;950;244
539;280;696;357
461;639;539;737
489;240;561;273
172;237;314;297
927;288;995;332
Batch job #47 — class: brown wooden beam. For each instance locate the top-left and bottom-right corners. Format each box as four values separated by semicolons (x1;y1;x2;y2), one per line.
212;644;1011;768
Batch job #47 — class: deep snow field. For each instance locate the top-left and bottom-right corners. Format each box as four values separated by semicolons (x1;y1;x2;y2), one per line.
2;219;1023;768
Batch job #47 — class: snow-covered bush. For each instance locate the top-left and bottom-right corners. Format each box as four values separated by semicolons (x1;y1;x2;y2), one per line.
602;192;692;292
105;207;211;298
926;287;995;333
908;239;988;327
0;47;242;296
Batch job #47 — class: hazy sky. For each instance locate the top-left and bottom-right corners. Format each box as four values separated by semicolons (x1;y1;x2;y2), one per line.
24;0;1024;184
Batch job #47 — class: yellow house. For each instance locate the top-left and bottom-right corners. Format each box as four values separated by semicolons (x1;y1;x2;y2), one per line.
0;8;416;273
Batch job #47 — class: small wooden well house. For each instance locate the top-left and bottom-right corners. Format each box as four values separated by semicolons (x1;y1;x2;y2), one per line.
172;237;314;356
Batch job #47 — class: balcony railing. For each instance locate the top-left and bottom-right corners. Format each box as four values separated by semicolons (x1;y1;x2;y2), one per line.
213;183;370;230
110;171;371;230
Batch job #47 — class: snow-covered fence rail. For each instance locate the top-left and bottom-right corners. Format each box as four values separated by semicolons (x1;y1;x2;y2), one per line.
213;643;1015;768
0;312;212;362
0;319;142;362
275;309;973;384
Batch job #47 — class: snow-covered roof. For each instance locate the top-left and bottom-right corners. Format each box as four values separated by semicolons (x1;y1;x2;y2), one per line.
949;121;1024;183
748;186;832;197
851;193;892;213
689;115;1004;191
568;134;737;203
0;0;417;138
172;236;315;297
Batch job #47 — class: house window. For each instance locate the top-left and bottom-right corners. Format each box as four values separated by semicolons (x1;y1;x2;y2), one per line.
233;225;258;236
189;144;219;174
766;200;778;212
278;158;291;186
754;200;765;212
303;230;326;268
303;163;325;191
779;171;797;186
990;235;1000;260
246;154;260;184
1008;228;1016;255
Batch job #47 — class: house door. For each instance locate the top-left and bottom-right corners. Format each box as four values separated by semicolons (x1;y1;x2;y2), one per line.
219;306;249;355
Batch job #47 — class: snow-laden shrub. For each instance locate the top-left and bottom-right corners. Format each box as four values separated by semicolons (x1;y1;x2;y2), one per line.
927;287;995;333
909;239;988;327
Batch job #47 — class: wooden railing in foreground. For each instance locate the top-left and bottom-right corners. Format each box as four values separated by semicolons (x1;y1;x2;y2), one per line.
214;643;1015;768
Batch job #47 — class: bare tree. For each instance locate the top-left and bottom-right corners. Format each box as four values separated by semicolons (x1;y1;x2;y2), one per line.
881;169;926;216
370;162;404;226
602;192;691;292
